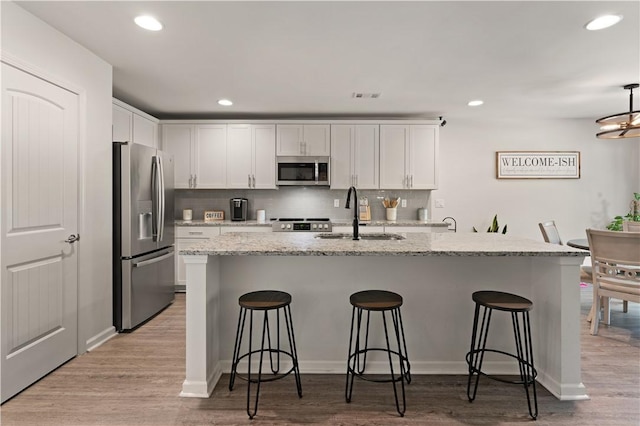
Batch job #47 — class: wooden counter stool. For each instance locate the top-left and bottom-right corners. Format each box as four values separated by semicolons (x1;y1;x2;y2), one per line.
228;290;302;419
466;290;538;420
345;290;411;417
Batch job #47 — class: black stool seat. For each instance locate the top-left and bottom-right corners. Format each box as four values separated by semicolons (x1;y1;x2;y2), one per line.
229;290;301;419
472;290;532;312
466;290;538;420
346;290;410;417
350;290;403;310
239;290;291;310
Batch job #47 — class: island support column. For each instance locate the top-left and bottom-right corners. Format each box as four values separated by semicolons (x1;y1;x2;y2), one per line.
180;255;221;397
531;256;588;401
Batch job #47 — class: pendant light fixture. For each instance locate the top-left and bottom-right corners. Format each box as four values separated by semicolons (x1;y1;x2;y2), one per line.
596;83;640;139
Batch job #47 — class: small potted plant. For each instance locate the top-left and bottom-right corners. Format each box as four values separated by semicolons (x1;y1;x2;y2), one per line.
473;214;507;234
606;192;640;231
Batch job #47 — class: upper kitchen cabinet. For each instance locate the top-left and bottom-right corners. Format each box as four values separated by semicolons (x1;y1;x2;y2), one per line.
227;124;276;189
161;124;226;189
276;124;330;156
379;124;438;189
331;124;379;189
112;99;159;148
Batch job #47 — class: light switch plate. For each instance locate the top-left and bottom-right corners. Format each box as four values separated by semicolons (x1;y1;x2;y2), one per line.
435;199;445;208
334;199;340;207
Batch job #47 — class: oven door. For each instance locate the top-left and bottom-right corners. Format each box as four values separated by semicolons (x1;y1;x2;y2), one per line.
276;156;330;186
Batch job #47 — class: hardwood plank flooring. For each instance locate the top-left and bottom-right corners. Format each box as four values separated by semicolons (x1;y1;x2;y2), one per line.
1;286;638;425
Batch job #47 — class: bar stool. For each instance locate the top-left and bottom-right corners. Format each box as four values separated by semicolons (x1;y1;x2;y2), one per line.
466;290;538;420
345;290;411;417
228;290;302;419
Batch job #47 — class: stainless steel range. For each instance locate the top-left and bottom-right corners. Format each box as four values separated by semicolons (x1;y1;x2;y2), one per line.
272;218;332;232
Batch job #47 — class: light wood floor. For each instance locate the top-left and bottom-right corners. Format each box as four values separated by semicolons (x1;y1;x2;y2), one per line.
1;286;639;425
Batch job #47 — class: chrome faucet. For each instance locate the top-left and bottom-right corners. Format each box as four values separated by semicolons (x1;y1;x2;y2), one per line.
345;186;360;240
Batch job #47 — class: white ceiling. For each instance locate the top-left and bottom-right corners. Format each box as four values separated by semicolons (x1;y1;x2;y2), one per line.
14;1;640;122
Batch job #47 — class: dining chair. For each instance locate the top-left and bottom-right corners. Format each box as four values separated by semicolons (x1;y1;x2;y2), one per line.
538;220;563;245
586;229;640;335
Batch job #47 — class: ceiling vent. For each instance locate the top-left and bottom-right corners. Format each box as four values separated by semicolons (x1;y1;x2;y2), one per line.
352;92;381;99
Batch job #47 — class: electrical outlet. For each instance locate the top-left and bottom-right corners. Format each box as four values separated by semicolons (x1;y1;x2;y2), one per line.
435;198;445;208
334;199;340;208
401;199;407;208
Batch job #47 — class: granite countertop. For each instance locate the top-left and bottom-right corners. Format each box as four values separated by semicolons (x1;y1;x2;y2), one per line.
175;220;271;227
332;219;449;227
175;219;448;227
179;231;585;257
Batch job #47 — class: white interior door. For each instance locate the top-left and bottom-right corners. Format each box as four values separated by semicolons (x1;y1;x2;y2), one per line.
1;62;79;403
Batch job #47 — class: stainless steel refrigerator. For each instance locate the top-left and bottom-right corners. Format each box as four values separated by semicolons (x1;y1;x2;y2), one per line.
113;142;175;331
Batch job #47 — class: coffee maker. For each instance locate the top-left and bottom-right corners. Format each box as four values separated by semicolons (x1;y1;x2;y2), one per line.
230;198;248;221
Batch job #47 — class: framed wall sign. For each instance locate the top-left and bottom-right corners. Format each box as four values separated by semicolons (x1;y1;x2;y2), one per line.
496;151;580;179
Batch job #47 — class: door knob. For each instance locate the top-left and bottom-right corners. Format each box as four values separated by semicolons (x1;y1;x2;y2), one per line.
65;234;80;244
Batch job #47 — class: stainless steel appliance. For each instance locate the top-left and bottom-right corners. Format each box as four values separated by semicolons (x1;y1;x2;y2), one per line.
272;218;332;232
276;156;330;186
113;142;175;332
230;198;248;221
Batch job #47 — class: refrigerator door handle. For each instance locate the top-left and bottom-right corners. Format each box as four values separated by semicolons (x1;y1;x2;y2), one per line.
132;250;174;268
158;155;165;242
151;156;159;241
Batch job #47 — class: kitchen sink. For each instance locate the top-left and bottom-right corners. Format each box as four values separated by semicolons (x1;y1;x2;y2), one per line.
315;233;405;241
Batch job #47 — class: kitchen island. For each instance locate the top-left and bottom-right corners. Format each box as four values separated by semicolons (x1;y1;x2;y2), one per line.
179;232;588;401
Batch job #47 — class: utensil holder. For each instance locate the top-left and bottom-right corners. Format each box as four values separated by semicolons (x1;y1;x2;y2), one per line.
386;207;397;221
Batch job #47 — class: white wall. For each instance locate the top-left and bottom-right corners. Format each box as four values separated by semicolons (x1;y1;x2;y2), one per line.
1;2;114;352
433;116;640;241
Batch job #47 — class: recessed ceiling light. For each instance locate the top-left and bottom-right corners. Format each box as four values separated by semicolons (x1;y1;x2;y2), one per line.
468;100;484;107
585;14;623;31
134;15;163;31
218;99;233;106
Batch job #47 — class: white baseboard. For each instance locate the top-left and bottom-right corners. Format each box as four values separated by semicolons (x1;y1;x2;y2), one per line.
85;326;117;352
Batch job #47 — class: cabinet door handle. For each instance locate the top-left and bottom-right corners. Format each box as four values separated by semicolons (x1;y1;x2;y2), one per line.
252;175;256;188
189;175;193;188
248;174;251;187
410;175;413;188
188;231;204;235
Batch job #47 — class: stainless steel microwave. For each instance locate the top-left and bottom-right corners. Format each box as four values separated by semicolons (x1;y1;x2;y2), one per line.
276;156;330;186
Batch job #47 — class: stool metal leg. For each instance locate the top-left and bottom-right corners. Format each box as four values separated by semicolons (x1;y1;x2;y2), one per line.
516;311;538;419
246;310;269;419
284;304;303;397
266;309;281;374
229;307;247;391
392;307;411;384
345;306;358;403
383;309;406;416
467;304;492;402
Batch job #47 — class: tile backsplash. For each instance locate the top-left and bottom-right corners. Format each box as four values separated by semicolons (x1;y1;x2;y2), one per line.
175;187;431;222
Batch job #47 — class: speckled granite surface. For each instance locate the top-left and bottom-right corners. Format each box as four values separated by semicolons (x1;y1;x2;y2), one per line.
175;219;447;228
175;220;271;227
179;232;585;257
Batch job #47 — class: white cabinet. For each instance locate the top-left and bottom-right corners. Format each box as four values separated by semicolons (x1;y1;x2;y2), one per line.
161;124;227;188
277;124;330;156
175;226;221;289
227;124;276;189
112;99;158;148
331;124;379;189
379;125;438;189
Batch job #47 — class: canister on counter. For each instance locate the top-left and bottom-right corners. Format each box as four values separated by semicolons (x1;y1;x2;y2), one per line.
417;207;427;222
